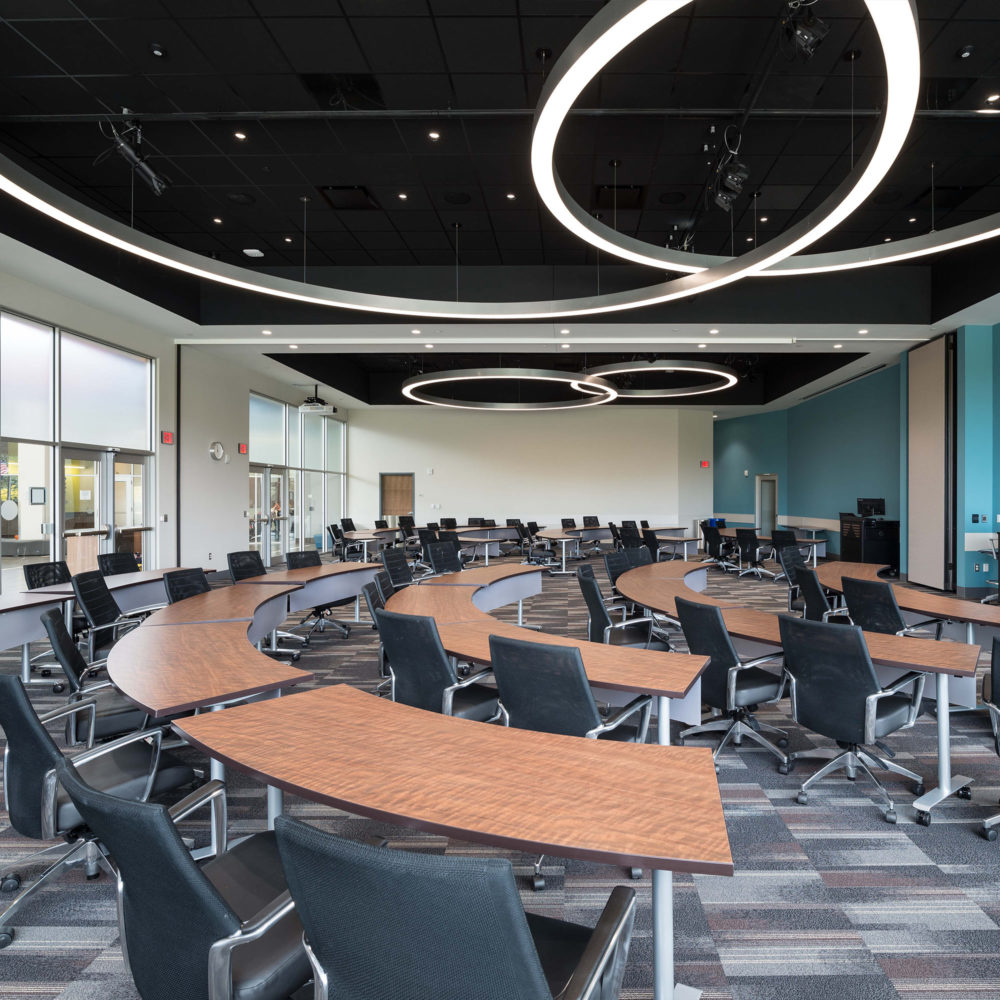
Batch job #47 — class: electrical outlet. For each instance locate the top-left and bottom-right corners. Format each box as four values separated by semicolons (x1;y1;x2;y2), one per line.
208;552;212;560
973;514;980;523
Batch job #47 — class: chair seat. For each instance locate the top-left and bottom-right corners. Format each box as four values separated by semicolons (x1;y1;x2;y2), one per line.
203;831;312;1000
57;746;194;832
873;694;914;739
526;911;593;997
732;667;783;708
597;724;644;742
451;684;499;721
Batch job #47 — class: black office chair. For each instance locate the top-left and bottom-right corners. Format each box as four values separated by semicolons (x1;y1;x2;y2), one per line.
700;524;737;572
72;570;147;662
734;528;776;580
274;814;636;1000
20;560;81;687
428;539;463;575
675;597;788;765
426;520;440;531
621;520;638;532
483;518;496;527
226;551;305;656
97;551;140;576
54;757;311;1000
607;521;623;551
360;582;392;693
417;526;439;561
777;614;926;824
374;518;389;529
373;570;396;606
642;528;672;562
381;547;415;589
517;522;554;566
776;545;808;610
626;545;652;568
620;525;643;550
440;517;457;530
468;517;484;526
286;549;352;639
796;566;852;624
506;518;520;527
981;637;1000;840
340;517;357;533
576;568;671;650
373;608;499;720
770;528;810;566
842;576;943;638
0;674;194;950
163;568;211;604
39;606;151;743
561;517;577;529
602;549;634;609
489;633;651;889
325;524;344;561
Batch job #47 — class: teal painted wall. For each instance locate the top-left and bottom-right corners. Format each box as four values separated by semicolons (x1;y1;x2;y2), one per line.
714;366;901;554
713;410;788;523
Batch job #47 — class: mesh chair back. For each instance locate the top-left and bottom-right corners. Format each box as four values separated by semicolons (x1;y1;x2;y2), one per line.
640;520;650;529
489;634;601;737
842;577;905;634
72;570;122;628
428;541;462;575
770;529;798;551
468;517;484;526
506;518;520;527
778;614;881;745
227;550;266;582
991;636;1000;711
794;567;833;623
735;528;760;562
777;545;807;588
162;568;211;604
627;545;652;567
702;525;724;560
24;560;72;589
426;521;439;531
440;517;457;530
373;609;457;712
341;517;357;533
561;517;577;529
417;526;438;548
54;757;241;1000
97;552;140;576
621;525;643;549
0;674;63;838
484;519;496;527
381;548;414;588
374;519;389;529
603;550;631;588
641;529;661;561
527;521;540;536
361;582;383;621
583;515;599;527
287;550;322;570
607;522;622;545
674;597;740;710
437;529;461;548
373;571;395;604
399;515;415;530
577;568;611;643
274;815;552;1000
40;606;88;693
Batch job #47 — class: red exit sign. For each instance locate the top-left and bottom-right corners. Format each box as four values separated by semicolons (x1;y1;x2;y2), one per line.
700;460;710;468
160;431;174;445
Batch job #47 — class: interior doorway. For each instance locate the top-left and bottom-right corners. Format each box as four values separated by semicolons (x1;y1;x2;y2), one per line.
755;475;778;538
380;473;414;526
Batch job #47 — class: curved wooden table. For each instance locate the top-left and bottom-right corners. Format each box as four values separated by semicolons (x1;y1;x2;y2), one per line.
0;591;73;687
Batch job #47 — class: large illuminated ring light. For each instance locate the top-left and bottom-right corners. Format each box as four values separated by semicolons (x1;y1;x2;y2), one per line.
401;368;618;410
0;0;970;320
584;359;738;398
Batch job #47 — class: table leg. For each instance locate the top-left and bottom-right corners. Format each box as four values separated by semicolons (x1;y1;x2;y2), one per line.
518;600;523;626
265;691;284;829
208;705;226;856
549;539;573;575
655;696;701;1000
484;542;490;567
355;595;361;623
913;671;973;820
811;544;817;568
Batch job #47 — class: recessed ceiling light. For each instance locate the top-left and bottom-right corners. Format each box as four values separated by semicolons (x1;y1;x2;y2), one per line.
398;192;408;200
709;328;719;334
234;131;247;141
424;343;434;348
884;237;892;242
411;328;421;335
712;414;717;419
428;131;440;141
560;343;570;349
212;217;222;224
284;236;293;243
833;343;843;349
745;237;753;243
858;328;869;334
958;44;974;59
987;93;1000;103
242;248;264;257
288;344;299;349
908;216;917;223
149;41;167;58
560;328;570;334
759;216;768;222
698;343;707;348
506;192;516;200
261;329;272;336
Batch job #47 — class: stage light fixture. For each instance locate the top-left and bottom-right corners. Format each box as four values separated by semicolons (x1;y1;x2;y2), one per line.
787;6;829;58
110;124;170;197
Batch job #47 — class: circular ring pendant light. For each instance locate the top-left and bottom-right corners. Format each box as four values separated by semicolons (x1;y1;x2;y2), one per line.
401;368;618;410
583;359;738;398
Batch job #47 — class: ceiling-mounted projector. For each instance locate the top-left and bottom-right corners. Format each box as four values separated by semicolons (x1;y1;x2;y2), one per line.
299;384;337;415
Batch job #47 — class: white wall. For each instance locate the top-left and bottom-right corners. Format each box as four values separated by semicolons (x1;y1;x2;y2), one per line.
347;407;714;533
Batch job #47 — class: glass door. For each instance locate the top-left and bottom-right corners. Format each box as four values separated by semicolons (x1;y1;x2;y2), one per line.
62;448;107;574
0;439;54;594
269;469;288;563
248;466;267;560
113;454;151;568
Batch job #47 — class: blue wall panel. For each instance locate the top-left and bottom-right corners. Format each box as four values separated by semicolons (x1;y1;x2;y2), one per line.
713;410;788;521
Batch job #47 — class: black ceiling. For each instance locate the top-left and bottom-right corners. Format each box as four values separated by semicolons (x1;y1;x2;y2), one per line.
270;349;865;406
1;0;1000;275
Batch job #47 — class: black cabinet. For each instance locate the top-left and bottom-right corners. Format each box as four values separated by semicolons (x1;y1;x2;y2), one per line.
839;516;900;573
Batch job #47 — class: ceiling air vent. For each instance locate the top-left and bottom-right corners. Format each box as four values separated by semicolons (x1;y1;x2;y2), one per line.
318;185;381;210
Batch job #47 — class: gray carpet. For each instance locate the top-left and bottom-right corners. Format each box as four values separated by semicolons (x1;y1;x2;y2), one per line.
1;554;999;999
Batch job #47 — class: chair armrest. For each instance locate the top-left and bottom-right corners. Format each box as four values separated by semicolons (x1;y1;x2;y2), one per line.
728;655;785;709
989;702;1000;757
442;669;494;714
556;885;636;1000
864;671;926;743
40;697;99;749
603;616;653;647
822;608;853;623
71;679;116;697
207;890;297;1000
587;695;652;741
169;778;228;856
70;726;164;802
897;618;944;637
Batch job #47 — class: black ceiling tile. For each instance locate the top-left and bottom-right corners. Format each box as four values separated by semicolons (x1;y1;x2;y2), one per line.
428;186;485;211
227;74;319;111
956;0;1000;16
159;0;257;15
307;231;363;250
679;18;775;75
669;73;754;106
592;155;654;185
229;154;307;186
482;185;535;210
780;120;851;156
0;0;82;15
1;76;109;113
410;249;453;264
922;21;1000;79
287;154;368;186
598;74;675;109
649;152;718;186
518;15;589;67
435;17;522;74
342;0;427;13
369;249;419;264
435;208;490;231
178;19;291;73
327;119;408;154
1;121;107;157
471;155;530;186
261;120;343;154
10;20;132;75
501;249;543;265
79;74;176;114
753;184;814;210
351;18;445;74
388;208;440;230
460;118;530;154
402;230;451;249
495;230;541;250
427;0;513;15
757;73;825;108
152;74;248;111
376;73;454;110
354;230;408;250
338;209;395;231
415;156;477;186
252;0;347;12
95;18;215;75
486;209;540;232
554;153;595;184
603;17;687;76
194;121;281;154
451;74;526;109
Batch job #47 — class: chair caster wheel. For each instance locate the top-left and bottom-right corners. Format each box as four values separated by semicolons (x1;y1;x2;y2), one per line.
289;652;301;663
912;783;926;796
778;762;792;775
846;773;856;781
52;683;65;694
915;810;932;826
0;926;13;949
629;867;643;880
796;792;808;805
956;786;972;800
86;870;101;881
531;875;546;891
884;810;897;824
0;874;21;893
676;737;685;746
40;668;51;677
982;827;998;841
777;738;789;749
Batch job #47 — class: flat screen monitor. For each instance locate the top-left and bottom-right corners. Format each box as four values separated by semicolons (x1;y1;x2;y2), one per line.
857;497;885;517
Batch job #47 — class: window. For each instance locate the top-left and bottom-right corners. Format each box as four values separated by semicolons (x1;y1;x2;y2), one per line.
1;312;54;442
249;394;285;465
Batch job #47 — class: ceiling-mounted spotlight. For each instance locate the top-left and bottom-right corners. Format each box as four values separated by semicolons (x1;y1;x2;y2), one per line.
108;120;170;197
713;187;738;212
722;162;749;194
149;41;167;58
957;44;974;60
785;3;829;59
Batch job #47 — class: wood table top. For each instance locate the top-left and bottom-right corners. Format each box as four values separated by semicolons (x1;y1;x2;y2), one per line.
538;526;683;541
816;561;1000;629
385;584;490;623
108;621;313;716
235;562;380;586
174;684;733;875
418;565;542;588
143;582;302;626
0;590;70;614
616;562;746;615
342;530;380;541
719;529;821;546
720;608;980;677
25;566;209;596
